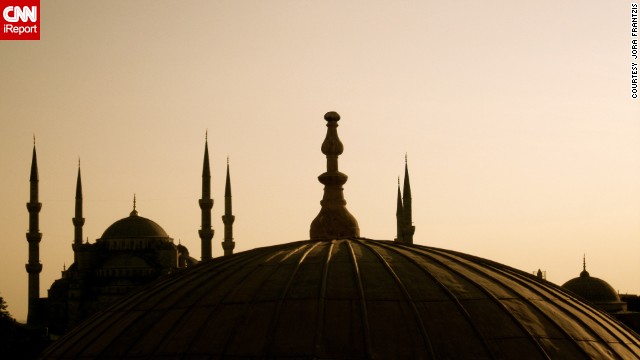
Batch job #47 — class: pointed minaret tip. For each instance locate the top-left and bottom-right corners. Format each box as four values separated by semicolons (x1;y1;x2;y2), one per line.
30;141;39;182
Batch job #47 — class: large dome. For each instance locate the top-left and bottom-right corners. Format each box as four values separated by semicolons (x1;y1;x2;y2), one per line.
41;239;640;359
101;211;169;239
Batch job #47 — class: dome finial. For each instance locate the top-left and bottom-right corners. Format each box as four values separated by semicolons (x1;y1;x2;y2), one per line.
310;111;360;240
580;254;589;277
130;194;138;216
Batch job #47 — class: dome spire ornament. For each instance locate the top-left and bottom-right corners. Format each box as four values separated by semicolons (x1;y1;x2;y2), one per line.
130;194;138;217
581;254;589;277
310;111;360;240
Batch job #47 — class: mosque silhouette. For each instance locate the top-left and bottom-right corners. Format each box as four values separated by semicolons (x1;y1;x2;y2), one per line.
18;112;640;358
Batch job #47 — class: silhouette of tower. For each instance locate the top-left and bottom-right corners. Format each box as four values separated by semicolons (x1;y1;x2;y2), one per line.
310;111;360;240
221;158;235;256
199;134;214;260
402;155;414;244
395;155;415;244
72;160;84;250
395;177;404;242
26;141;43;327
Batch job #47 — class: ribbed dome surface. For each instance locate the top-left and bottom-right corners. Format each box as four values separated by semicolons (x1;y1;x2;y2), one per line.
101;214;169;239
41;239;640;359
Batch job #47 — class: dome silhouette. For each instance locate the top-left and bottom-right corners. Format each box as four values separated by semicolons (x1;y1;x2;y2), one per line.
101;212;169;239
562;262;626;313
39;112;640;359
41;239;640;359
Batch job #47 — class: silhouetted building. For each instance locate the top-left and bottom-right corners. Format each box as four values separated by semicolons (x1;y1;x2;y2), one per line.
560;256;640;334
41;112;640;359
562;256;627;313
24;136;235;337
395;155;415;244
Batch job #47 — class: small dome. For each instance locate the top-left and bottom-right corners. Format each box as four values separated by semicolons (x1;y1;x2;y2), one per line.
562;267;626;312
101;212;169;239
41;239;640;359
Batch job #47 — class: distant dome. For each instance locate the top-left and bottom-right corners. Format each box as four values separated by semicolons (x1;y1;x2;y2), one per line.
41;239;640;359
101;212;169;239
562;267;626;312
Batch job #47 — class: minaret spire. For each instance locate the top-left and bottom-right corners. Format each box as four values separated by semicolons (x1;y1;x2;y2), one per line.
72;159;85;246
395;177;404;242
199;134;214;260
401;154;414;244
26;141;43;327
310;111;360;240
221;157;235;256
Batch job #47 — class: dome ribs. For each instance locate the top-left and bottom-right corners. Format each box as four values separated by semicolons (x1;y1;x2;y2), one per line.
156;247;291;357
312;240;335;356
44;245;273;358
477;258;640;359
346;240;374;358
371;241;497;359
423;247;621;359
215;242;315;357
41;239;640;359
262;242;321;357
356;239;437;359
398;244;553;359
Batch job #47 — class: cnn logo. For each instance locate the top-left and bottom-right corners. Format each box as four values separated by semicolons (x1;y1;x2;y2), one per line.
1;1;40;40
3;6;37;22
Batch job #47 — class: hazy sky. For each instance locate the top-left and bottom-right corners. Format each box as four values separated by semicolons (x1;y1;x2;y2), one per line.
1;1;639;322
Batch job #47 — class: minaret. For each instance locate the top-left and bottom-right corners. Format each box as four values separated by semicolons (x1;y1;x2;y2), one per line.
395;177;404;242
310;111;360;240
72;160;84;247
401;155;415;244
199;133;214;261
26;141;43;327
221;157;235;256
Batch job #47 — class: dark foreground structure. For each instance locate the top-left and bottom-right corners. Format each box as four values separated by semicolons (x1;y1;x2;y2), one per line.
40;112;640;359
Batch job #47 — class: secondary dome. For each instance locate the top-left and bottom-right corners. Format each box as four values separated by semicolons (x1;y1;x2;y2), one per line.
101;211;169;239
562;261;626;313
40;239;640;359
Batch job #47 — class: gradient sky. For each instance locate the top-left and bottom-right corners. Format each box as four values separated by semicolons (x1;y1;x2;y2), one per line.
1;1;639;322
